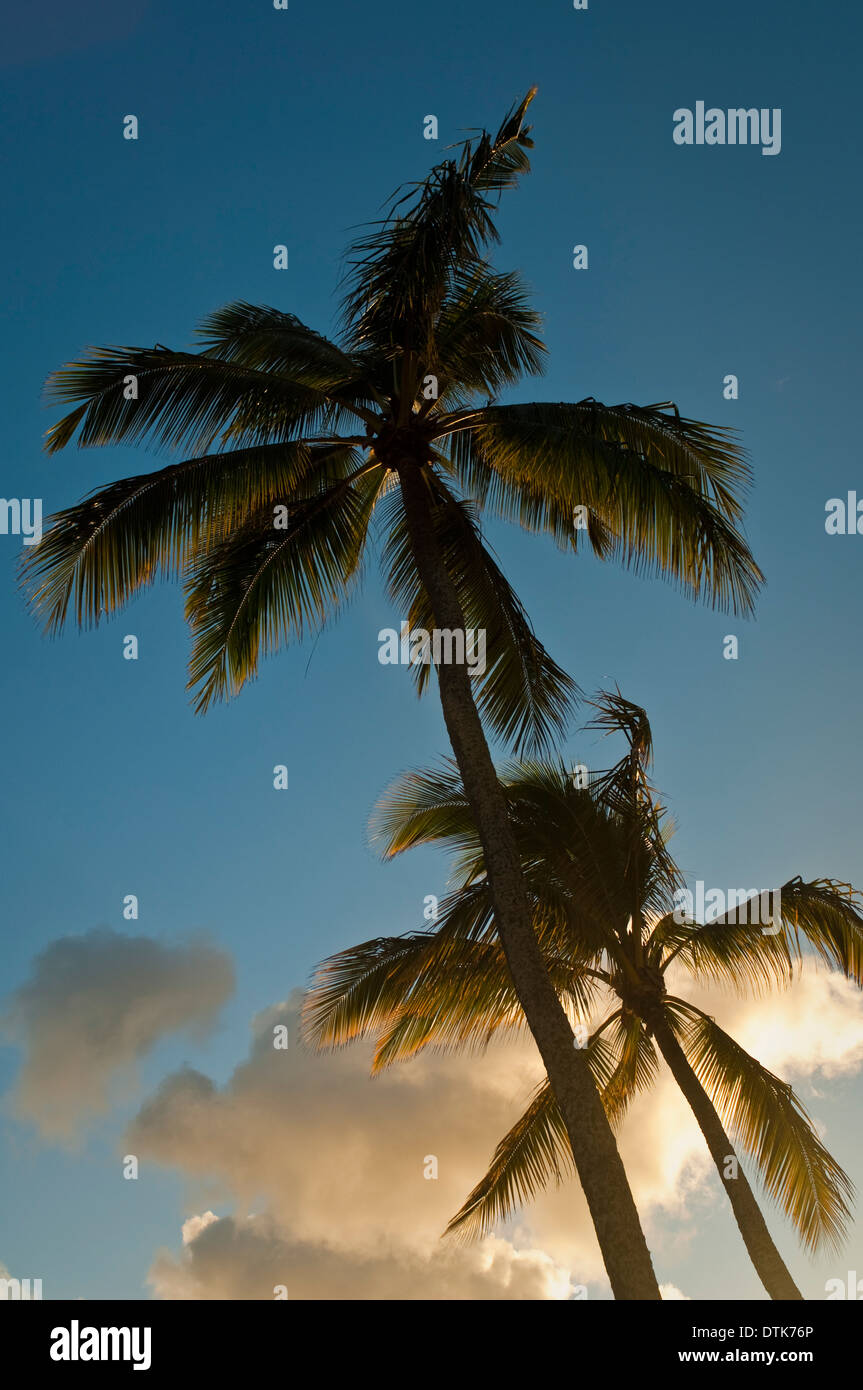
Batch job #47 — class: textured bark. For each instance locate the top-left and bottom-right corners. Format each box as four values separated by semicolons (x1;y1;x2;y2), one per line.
652;1016;803;1300
397;460;661;1299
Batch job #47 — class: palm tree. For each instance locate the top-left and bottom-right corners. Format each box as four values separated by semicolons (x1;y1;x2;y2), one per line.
304;692;861;1300
22;91;763;1299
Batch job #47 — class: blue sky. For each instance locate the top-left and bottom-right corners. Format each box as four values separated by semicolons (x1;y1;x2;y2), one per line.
1;0;862;1300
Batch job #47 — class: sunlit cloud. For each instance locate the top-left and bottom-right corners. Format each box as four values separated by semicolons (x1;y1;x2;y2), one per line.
127;961;863;1298
149;1212;580;1301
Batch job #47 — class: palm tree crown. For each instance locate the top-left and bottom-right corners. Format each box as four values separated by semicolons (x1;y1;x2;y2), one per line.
305;692;862;1292
23;91;760;751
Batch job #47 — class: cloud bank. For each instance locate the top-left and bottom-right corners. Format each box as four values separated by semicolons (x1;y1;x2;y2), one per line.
128;966;863;1299
9;928;860;1297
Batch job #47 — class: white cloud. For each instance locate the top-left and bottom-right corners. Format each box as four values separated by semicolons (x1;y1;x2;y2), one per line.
699;969;863;1082
181;1211;219;1246
149;1214;580;1301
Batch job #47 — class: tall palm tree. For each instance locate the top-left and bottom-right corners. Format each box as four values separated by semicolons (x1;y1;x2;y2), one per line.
22;91;762;1298
304;692;861;1300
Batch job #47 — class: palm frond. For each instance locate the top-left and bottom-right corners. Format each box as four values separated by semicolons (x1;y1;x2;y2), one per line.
382;472;580;753
584;690;682;906
302;931;459;1052
184;458;384;710
590;1010;660;1128
20;440;344;632
303;902;592;1070
446;429;616;555
369;937;527;1071
42;345;363;457
445;1008;655;1241
654;876;863;994
666;998;855;1254
371;938;600;1072
430;262;546;405
444;1077;572;1241
194;301;383;420
369;759;479;862
460;87;538;196
780;876;863;985
436;400;763;614
585;688;654;768
655;909;795;995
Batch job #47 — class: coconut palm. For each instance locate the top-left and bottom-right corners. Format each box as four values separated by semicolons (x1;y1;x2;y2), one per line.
304;692;861;1300
22;91;763;1298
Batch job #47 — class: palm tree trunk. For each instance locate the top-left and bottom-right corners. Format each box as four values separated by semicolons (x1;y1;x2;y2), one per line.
651;1015;803;1299
397;460;660;1299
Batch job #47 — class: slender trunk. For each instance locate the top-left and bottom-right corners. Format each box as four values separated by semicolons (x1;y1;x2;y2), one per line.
397;460;660;1299
651;1015;803;1299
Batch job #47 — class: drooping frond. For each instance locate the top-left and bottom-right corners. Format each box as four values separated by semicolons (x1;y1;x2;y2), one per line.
368;937;528;1072
779;876;863;985
302;882;499;1058
20;440;338;632
444;1077;572;1241
304;906;596;1072
584;690;682;907
586;688;654;769
184;458;385;710
439;398;751;517
435;400;763;614
446;428;617;555
654;909;795;995
588;1010;660;1129
655;876;863;995
445;1009;656;1240
373;934;600;1072
667;998;855;1254
382;472;579;753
